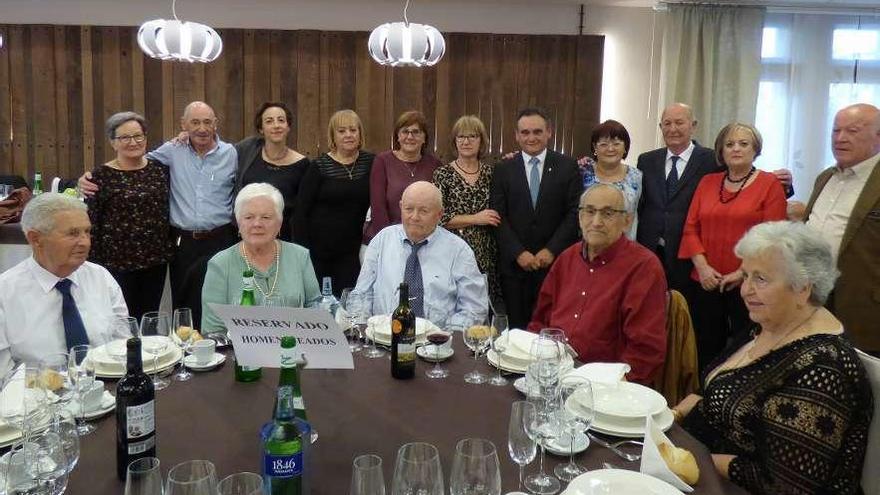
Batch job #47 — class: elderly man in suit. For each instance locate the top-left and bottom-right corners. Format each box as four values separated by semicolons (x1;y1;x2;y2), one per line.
805;103;880;354
490;107;581;329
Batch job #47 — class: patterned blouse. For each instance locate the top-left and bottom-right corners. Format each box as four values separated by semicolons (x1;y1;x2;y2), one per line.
87;159;173;272
582;163;642;239
683;332;873;494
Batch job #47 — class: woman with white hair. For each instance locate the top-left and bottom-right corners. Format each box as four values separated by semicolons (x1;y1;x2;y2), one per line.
673;221;872;494
201;183;321;333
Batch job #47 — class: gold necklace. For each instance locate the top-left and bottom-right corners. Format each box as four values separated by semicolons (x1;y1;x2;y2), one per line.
240;240;280;298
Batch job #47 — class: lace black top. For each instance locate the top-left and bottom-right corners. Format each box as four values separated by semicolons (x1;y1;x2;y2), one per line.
683;332;873;494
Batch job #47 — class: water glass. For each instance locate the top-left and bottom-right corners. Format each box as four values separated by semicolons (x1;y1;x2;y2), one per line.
50;406;80;473
554;376;594;481
125;457;164;495
166;460;217;495
141;311;172;391
217;472;264;495
173;308;195;382
39;352;75;406
3;431;69;495
524;372;561;495
68;345;96;436
488;314;509;386
340;288;363;353
463;325;491;384
391;442;444;495
449;438;501;495
508;401;537;492
350;454;386;495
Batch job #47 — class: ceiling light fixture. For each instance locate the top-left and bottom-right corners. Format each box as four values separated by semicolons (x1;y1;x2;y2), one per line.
368;0;446;67
137;0;223;63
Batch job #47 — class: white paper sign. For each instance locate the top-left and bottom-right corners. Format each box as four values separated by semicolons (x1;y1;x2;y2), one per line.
209;304;354;369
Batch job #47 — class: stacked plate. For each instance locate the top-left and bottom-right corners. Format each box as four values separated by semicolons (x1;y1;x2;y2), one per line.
572;381;673;438
90;336;182;378
363;315;439;346
562;469;684;494
486;329;574;374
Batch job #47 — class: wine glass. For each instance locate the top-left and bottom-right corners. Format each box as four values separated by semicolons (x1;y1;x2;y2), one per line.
49;406;80;475
340;288;363;353
4;431;69;495
217;472;263;495
488;314;509;386
523;361;561;495
140;311;171;391
350;454;386;495
391;442;444;495
39;352;75;407
449;438;501;495
424;329;452;379
68;345;96;436
463;324;491;384
172;308;194;382
508;401;537;493
125;457;164;495
554;376;594;481
165;460;217;495
360;309;385;359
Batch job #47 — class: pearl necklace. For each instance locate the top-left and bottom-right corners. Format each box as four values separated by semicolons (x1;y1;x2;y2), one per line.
240;240;280;298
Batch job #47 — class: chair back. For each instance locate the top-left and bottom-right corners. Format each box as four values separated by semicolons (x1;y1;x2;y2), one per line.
654;290;699;405
856;350;880;494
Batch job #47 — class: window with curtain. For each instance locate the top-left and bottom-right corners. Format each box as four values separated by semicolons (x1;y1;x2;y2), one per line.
754;12;880;200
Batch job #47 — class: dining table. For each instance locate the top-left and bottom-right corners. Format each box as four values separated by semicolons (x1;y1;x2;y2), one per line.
70;338;749;494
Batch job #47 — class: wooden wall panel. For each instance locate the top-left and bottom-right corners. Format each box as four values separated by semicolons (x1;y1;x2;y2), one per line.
0;24;603;180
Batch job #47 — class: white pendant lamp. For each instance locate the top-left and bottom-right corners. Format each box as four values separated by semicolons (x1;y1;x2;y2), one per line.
368;0;446;67
137;0;222;63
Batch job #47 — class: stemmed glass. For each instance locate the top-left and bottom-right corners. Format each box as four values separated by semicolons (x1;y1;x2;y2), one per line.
49;404;80;478
508;401;537;493
340;288;363;353
463;324;491;384
39;352;75;408
488;314;509;386
125;457;164;495
554;376;594;481
391;442;444;495
68;345;96;436
140;311;171;391
523;339;562;495
424;329;452;379
2;431;69;495
360;307;385;360
165;460;217;495
449;438;502;495
350;454;386;495
216;472;263;495
172;308;194;382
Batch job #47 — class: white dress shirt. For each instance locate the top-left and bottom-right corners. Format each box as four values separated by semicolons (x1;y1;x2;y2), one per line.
807;152;879;265
665;141;696;179
352;225;488;329
0;257;128;377
521;149;549;182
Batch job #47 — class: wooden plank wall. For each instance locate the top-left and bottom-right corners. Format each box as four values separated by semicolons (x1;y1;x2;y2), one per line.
0;24;603;181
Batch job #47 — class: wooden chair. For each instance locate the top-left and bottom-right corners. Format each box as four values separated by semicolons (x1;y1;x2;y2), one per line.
654;290;699;406
856;350;880;494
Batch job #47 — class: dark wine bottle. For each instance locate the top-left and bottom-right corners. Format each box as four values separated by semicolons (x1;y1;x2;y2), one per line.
390;283;416;379
115;337;156;481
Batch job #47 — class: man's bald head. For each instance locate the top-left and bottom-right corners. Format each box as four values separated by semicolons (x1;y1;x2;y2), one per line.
660;103;697;154
181;101;218;153
400;181;443;242
182;101;216;121
832;103;880;169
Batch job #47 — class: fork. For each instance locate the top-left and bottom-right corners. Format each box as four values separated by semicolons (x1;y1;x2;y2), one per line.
588;432;643;462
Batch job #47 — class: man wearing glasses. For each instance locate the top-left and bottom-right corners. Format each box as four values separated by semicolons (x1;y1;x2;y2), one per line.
528;184;667;384
79;101;237;326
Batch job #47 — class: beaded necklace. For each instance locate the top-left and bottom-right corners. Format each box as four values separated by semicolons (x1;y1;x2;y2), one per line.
240;240;280;298
719;166;756;204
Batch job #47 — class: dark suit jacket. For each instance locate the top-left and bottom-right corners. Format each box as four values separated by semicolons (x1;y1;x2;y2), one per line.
490;150;581;276
804;157;880;351
636;144;718;291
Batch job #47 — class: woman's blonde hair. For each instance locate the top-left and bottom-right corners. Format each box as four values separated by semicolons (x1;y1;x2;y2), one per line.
449;115;488;159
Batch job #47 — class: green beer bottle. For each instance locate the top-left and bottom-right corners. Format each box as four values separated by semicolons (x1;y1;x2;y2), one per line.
262;386;308;494
32;172;43;195
235;270;262;382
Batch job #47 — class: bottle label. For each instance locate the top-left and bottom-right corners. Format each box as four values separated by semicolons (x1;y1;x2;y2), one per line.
293;395;305;410
281;348;298;368
264;451;304;477
392;320;402;334
128;435;156;455
126;400;155;440
396;343;415;362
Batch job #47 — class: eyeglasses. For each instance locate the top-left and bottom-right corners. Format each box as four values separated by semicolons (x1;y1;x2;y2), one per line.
399;128;424;137
595;139;625;149
578;206;627;220
113;134;146;144
456;134;479;142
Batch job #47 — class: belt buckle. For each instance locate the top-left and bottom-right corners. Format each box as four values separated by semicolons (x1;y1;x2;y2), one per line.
191;230;211;240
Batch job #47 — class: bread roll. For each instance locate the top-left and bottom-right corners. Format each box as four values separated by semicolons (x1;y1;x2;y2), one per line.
658;442;700;485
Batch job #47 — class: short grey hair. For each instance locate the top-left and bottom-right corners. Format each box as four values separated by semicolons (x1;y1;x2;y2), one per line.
105;111;146;141
20;193;88;235
234;183;284;221
579;183;634;214
734;221;838;306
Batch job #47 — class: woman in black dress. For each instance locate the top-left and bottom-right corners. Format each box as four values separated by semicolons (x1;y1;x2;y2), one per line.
293;110;374;295
236;102;309;241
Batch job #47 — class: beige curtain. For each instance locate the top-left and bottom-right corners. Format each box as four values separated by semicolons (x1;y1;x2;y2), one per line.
658;5;765;146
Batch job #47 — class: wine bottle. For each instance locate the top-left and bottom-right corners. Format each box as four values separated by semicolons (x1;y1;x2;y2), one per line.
235;269;262;382
115;337;156;481
278;335;307;421
32;172;43;195
262;386;309;494
390;282;416;379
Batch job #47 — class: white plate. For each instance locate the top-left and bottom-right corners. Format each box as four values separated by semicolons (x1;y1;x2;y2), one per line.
67;391;115;420
591;382;667;419
367;315;434;338
365;327;428;347
562;469;684;495
416;345;453;362
184;352;227;370
91;336;176;366
0;412;53;449
94;346;183;378
545;431;589;456
486;349;574;375
589;409;675;438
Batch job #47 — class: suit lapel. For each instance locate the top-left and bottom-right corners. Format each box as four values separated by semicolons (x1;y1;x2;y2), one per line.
670;151;702;200
510;155;533;212
804;168;835;219
840;158;880;255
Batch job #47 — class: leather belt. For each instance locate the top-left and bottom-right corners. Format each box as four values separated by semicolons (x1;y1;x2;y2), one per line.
173;224;232;241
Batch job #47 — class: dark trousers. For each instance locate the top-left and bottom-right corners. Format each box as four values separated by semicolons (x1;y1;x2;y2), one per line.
109;264;167;322
171;225;237;329
685;279;751;374
500;268;549;330
312;253;360;298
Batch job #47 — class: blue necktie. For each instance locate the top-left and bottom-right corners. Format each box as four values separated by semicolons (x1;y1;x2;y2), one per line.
404;240;426;318
666;156;680;200
528;156;541;207
56;279;90;350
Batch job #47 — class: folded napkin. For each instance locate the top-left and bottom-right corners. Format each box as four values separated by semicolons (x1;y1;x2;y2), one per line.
564;362;631;385
0;365;25;419
507;329;538;356
367;315;437;336
640;415;695;492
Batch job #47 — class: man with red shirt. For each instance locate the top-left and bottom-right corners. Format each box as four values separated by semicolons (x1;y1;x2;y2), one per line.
528;183;668;384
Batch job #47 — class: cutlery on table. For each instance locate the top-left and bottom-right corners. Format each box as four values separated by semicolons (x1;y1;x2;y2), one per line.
587;432;643;462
